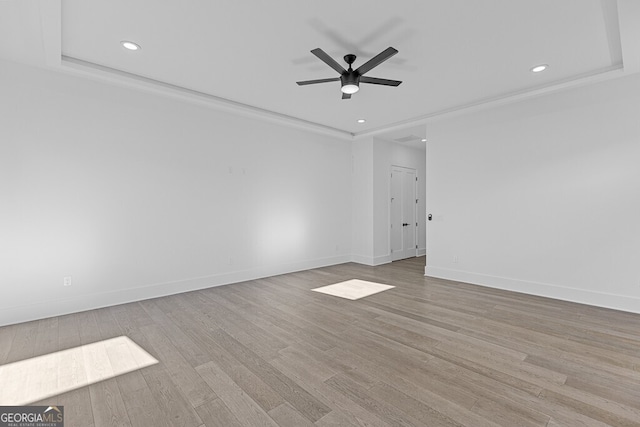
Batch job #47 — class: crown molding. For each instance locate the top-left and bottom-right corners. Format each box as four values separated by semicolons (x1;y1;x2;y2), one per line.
59;56;355;141
353;64;626;140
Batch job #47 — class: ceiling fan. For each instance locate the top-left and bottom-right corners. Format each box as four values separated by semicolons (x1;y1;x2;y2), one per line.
297;47;402;99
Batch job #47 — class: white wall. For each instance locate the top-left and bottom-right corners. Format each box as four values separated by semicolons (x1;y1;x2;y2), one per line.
426;72;640;313
0;59;352;325
350;139;374;264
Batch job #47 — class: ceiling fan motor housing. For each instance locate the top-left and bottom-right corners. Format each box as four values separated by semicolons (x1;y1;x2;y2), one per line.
341;72;360;87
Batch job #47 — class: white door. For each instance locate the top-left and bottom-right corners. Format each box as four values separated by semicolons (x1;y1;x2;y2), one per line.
391;166;417;261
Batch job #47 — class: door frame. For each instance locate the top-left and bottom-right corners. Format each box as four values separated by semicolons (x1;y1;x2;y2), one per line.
390;165;418;261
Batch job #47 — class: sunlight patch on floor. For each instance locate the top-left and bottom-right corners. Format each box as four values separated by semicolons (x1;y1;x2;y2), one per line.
311;279;395;300
0;336;158;405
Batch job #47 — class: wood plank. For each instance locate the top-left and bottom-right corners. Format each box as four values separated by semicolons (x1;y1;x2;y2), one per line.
55;314;95;427
33;317;59;356
170;311;285;413
57;387;96;427
88;378;132;427
367;380;472;427
314;409;362;427
139;323;217;407
526;353;640;410
325;346;479;413
324;374;423;427
195;361;278;427
0;323;17;364
275;346;337;382
267;402;315;427
194;398;243;427
209;328;332;422
470;396;550;427
269;357;393;427
138;299;211;367
139;363;203;427
189;291;288;360
538;388;640;427
4;320;38;364
117;371;170;427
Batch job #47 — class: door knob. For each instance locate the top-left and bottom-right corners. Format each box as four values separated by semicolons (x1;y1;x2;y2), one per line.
402;223;409;227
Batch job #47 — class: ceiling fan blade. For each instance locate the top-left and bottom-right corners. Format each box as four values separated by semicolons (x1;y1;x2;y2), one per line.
311;48;347;75
342;93;351;100
360;76;402;86
296;77;340;86
355;47;398;75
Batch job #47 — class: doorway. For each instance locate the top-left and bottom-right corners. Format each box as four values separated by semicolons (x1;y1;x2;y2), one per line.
390;166;417;261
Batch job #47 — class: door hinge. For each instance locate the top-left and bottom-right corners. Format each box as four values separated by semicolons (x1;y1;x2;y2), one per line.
416;222;418;226
416;177;418;181
416;245;418;249
416;199;418;203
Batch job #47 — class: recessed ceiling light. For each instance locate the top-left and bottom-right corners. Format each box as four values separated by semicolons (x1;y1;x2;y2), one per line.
531;64;548;73
121;41;141;51
421;138;427;142
357;119;366;123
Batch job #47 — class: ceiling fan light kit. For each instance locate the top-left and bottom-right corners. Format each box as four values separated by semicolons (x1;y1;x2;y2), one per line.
297;47;402;99
341;84;359;94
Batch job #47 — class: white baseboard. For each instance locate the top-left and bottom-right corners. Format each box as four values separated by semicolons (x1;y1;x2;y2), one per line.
372;255;392;266
0;255;351;327
425;265;640;314
417;248;426;256
350;254;375;265
350;254;392;266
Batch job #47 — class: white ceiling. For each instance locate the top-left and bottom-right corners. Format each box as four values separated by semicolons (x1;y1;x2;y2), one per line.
2;0;640;139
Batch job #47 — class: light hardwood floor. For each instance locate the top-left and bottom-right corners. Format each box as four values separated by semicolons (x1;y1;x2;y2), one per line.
2;257;640;426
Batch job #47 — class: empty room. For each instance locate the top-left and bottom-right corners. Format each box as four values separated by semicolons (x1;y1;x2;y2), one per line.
1;1;640;426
